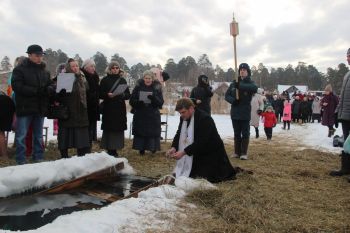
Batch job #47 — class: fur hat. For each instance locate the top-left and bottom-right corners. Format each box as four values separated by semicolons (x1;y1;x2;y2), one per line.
238;63;251;76
324;84;332;92
266;105;274;111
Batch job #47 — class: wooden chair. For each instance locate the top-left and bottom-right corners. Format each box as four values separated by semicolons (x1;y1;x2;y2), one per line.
128;108;169;143
159;108;169;143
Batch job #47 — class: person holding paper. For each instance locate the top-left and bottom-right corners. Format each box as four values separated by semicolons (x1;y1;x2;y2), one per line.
56;58;90;158
99;61;130;157
130;70;164;155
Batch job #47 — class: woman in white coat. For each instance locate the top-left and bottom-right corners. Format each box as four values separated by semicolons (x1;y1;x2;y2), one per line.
250;88;265;138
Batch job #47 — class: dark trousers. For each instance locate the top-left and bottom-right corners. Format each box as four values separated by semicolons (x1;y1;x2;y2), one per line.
264;127;273;139
232;120;250;140
283;121;290;129
342;120;350;141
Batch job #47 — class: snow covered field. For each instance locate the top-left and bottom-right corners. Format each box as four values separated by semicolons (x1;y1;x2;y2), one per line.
6;113;342;154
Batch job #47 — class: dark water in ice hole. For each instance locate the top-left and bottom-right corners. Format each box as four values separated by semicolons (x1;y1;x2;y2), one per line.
0;175;155;231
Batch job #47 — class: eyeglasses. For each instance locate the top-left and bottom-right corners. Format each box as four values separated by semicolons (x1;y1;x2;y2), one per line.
111;66;119;70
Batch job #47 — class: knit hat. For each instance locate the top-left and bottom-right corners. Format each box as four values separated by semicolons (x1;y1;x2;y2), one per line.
324;84;332;92
347;48;350;56
238;63;251;76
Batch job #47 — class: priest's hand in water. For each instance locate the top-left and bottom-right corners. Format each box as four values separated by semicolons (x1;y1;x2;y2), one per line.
172;151;186;160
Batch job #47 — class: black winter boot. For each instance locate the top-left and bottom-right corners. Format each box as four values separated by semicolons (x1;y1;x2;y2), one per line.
77;147;88;157
240;138;250;160
107;150;118;157
330;151;350;176
233;138;241;158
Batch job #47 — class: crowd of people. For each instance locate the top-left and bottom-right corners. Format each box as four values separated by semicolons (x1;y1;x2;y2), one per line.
0;44;349;183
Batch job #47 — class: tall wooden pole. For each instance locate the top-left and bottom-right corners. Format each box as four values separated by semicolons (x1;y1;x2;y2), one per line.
230;12;239;99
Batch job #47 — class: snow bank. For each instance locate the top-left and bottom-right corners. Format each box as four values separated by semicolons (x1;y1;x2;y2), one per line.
0;152;134;198
0;177;214;233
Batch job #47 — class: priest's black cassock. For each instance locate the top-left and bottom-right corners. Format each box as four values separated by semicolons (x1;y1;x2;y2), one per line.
172;109;236;183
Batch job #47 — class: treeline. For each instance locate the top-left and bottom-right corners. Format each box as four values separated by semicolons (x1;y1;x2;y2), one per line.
1;49;348;93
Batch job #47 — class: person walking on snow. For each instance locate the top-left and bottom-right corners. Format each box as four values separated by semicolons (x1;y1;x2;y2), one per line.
260;106;277;140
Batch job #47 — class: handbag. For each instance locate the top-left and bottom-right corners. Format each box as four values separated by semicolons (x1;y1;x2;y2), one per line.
47;104;69;120
99;78;122;114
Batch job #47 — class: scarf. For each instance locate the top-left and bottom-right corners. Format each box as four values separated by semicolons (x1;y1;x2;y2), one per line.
174;114;195;177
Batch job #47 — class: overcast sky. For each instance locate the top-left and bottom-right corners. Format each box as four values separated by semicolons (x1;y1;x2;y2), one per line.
0;0;349;72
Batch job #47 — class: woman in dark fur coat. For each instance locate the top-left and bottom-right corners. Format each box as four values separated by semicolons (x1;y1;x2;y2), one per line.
129;70;164;155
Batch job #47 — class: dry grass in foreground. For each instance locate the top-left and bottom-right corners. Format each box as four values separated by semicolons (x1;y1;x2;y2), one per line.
1;137;350;232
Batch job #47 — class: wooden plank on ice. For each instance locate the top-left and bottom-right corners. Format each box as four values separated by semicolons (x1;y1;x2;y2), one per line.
121;175;175;200
37;162;124;195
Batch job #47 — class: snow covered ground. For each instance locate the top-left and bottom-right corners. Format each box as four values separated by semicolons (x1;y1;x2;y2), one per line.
0;154;215;233
6;113;342;154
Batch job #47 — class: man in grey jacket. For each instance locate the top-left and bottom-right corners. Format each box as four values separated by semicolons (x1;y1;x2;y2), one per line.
336;48;350;140
331;48;350;177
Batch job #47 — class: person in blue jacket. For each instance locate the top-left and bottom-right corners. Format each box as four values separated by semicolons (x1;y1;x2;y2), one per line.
225;63;257;160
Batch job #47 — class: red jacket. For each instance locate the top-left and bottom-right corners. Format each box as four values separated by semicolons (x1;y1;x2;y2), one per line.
261;111;277;128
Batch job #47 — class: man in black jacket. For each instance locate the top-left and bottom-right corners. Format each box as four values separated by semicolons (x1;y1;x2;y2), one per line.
167;98;236;183
11;44;53;164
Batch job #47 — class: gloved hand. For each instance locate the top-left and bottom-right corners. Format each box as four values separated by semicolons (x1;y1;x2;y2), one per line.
334;113;339;128
147;95;155;101
257;109;263;115
58;89;66;97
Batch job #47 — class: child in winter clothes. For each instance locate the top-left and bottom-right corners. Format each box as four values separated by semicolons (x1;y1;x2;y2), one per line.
282;99;292;130
261;106;277;140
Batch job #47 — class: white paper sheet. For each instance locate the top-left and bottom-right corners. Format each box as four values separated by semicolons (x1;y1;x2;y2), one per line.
56;73;76;93
139;91;152;104
112;84;128;96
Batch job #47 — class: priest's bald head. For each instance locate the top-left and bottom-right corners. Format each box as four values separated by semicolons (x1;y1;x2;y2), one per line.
175;98;195;120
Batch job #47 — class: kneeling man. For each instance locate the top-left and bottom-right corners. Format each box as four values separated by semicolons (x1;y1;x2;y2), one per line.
167;98;236;183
